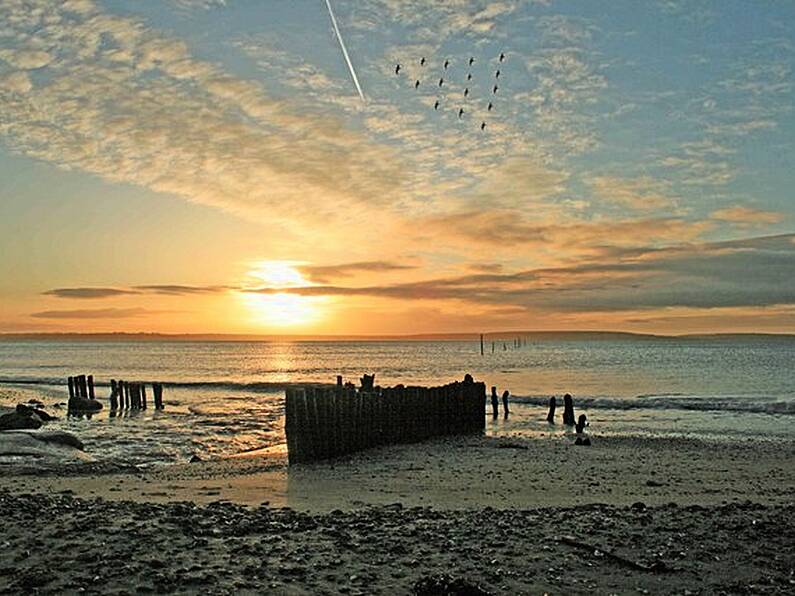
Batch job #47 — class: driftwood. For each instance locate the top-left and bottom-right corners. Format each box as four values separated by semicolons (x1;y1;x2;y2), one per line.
558;535;674;573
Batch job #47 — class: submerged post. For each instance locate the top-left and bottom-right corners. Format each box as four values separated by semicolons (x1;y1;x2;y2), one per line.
480;334;484;355
67;376;75;399
87;375;95;400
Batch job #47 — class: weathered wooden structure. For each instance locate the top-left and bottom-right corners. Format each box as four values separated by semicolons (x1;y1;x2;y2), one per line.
66;376;165;412
285;377;487;464
108;380;165;412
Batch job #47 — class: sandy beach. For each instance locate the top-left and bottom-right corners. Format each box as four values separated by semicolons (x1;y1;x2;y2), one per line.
1;432;793;594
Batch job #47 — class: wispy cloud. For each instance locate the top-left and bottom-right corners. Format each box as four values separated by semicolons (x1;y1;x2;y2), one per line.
299;261;417;283
42;288;140;299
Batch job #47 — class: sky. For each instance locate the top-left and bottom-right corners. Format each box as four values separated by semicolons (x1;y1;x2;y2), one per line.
0;0;793;336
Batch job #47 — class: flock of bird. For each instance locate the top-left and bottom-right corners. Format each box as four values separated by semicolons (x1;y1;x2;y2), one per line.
395;52;506;131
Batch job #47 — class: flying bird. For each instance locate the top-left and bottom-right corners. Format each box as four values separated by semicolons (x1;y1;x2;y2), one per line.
468;57;475;66
499;52;505;62
481;121;486;130
395;64;401;74
415;80;420;89
420;57;426;66
444;59;450;69
492;84;499;94
495;69;501;79
438;77;444;87
487;101;493;111
434;100;440;110
458;108;464;119
464;88;469;97
467;73;472;81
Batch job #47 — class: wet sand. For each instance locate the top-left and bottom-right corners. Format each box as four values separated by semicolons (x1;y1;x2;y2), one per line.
1;433;794;594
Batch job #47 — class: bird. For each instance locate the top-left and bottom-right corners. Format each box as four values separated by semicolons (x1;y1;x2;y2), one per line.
395;64;401;74
458;108;464;119
495;69;501;79
481;121;486;130
487;101;493;111
464;88;469;97
415;80;420;89
467;73;472;81
438;78;444;87
444;59;450;69
492;84;499;94
420;57;426;66
499;52;505;62
434;100;440;110
469;57;474;66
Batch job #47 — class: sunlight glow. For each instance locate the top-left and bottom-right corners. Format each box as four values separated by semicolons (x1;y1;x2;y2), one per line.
243;261;324;327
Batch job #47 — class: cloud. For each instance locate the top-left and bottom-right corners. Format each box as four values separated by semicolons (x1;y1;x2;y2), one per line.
133;285;230;296
0;0;406;237
42;287;140;299
588;176;678;211
0;71;32;93
42;285;230;299
30;307;158;319
711;206;786;226
246;233;795;313
298;261;417;283
0;48;52;69
419;210;712;250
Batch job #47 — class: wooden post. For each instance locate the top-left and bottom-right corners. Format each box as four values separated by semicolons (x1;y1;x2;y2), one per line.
110;380;118;411
67;376;75;399
285;388;299;464
563;393;575;425
546;396;556;423
87;375;95;400
78;375;88;398
480;333;484;355
153;384;164;410
140;384;147;409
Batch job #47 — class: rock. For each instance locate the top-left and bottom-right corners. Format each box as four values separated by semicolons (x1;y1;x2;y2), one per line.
646;479;665;487
68;397;103;412
189;454;203;463
0;430;92;463
0;405;43;431
631;501;647;511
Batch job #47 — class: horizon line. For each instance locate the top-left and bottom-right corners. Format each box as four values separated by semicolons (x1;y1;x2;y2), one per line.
1;330;794;342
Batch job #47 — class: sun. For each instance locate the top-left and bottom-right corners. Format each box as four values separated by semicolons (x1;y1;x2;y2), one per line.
242;261;324;327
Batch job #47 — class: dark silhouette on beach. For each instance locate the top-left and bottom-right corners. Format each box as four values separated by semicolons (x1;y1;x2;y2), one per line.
546;396;556;423
502;390;510;418
490;386;499;419
562;393;575;425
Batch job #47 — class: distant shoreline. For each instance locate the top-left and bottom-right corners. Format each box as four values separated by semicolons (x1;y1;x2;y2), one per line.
1;331;794;342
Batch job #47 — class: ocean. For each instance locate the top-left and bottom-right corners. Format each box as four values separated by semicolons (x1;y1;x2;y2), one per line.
1;337;793;465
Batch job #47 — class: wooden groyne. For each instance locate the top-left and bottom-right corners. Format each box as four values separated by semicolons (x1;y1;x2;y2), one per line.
285;376;487;464
66;375;165;412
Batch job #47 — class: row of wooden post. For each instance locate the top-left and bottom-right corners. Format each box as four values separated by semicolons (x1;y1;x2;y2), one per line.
109;380;164;411
285;377;487;464
67;374;95;400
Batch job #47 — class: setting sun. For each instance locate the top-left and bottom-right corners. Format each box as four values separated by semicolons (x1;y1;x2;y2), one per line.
242;261;324;327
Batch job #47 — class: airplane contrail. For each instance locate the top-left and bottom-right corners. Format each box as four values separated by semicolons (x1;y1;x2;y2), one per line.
324;0;365;102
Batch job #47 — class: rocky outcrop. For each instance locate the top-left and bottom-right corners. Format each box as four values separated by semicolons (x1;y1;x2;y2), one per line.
0;403;58;430
0;429;90;463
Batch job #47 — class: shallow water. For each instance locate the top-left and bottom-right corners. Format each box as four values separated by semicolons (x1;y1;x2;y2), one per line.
1;338;793;465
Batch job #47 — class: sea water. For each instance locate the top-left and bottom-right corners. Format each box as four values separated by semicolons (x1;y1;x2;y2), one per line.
1;337;793;465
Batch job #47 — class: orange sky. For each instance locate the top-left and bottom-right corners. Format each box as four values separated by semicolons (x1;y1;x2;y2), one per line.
0;1;794;336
